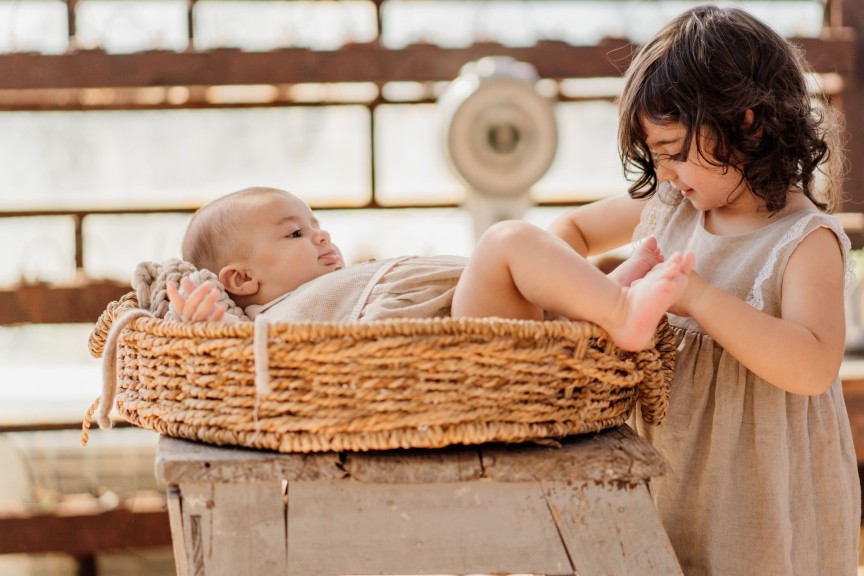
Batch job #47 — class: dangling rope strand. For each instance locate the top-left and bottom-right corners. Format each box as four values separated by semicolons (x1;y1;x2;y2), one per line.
81;308;154;446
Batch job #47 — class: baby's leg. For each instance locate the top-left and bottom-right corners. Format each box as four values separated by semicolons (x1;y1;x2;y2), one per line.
452;221;691;351
607;237;663;286
452;221;613;321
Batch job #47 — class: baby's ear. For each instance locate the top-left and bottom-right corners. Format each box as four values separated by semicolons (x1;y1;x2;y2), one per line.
218;265;259;297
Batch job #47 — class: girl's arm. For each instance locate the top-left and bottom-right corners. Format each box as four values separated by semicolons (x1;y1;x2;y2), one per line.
673;227;846;395
548;194;647;256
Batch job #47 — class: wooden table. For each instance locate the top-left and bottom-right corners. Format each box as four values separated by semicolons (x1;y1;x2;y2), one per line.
155;425;682;576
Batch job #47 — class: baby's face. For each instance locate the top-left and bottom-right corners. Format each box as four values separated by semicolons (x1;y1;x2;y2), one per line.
237;192;344;305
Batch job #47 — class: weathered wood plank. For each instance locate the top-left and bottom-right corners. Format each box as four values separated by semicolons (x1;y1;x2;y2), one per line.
481;425;666;484
165;486;189;576
286;480;573;575
175;483;213;576
545;482;683;576
210;482;287;574
155;436;345;484
157;425;663;485
342;446;483;483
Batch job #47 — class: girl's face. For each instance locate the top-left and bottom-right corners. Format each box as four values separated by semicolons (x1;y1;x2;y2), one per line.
641;118;750;213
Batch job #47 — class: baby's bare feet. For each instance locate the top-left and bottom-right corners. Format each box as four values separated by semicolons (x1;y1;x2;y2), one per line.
606;251;694;351
608;237;664;287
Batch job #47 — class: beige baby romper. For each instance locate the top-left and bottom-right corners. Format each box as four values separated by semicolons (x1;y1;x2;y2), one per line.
245;255;467;322
635;190;861;575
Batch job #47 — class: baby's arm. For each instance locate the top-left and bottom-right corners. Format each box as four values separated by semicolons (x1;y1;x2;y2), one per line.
671;227;845;395
166;277;228;323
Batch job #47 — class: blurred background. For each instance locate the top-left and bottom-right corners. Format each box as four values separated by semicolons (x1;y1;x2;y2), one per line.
0;1;858;574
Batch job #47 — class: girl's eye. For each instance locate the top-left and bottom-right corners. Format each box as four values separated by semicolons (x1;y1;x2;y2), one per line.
652;151;685;164
288;229;303;238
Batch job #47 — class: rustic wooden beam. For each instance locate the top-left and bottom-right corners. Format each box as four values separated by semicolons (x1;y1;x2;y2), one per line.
0;36;852;92
0;421;133;433
794;31;857;74
0;41;623;90
0;496;171;555
841;2;864;218
0;280;130;325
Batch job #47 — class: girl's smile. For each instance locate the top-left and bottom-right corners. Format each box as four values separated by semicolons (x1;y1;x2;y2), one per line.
642;118;750;215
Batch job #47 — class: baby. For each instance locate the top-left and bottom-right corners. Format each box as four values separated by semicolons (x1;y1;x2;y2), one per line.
168;186;694;351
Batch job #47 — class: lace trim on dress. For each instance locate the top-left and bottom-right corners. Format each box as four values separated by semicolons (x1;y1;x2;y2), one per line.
838;223;857;298
746;213;856;310
632;195;677;243
631;207;655;243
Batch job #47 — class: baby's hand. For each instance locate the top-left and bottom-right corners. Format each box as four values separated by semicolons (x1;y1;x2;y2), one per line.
166;277;227;323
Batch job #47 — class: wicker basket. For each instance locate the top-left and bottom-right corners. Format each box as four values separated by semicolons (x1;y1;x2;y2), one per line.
86;293;676;453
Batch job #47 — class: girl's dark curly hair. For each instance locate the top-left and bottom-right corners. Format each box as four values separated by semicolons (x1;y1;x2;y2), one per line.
618;5;842;213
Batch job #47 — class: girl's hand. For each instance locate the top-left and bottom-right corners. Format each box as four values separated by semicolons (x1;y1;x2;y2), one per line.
666;268;708;318
166;277;227;322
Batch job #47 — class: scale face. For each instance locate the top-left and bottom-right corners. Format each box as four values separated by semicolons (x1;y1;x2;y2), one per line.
439;56;558;237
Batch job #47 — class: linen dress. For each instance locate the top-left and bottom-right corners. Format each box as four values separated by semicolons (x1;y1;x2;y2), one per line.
634;189;861;576
245;255;467;322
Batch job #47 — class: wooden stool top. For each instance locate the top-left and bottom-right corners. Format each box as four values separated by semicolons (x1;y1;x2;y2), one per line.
156;424;664;486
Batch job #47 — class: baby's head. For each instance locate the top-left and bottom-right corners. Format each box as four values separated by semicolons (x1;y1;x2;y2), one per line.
182;187;344;307
618;5;835;212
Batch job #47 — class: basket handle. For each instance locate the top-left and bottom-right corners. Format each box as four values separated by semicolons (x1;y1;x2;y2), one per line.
81;307;153;446
88;291;140;358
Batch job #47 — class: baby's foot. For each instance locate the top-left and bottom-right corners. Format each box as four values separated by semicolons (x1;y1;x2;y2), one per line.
608;237;664;287
606;251;694;351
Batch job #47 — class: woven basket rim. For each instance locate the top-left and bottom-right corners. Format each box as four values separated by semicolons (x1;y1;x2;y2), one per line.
126;314;615;342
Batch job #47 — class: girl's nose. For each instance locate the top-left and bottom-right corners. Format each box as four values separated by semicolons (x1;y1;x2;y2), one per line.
655;160;676;182
315;228;331;243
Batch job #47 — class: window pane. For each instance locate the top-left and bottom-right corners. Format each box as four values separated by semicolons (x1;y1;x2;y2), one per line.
0;107;371;207
0;217;75;285
536;101;627;202
382;1;824;48
83;213;189;281
376;100;627;205
75;0;189;53
375;103;465;206
193;0;377;51
320;207;474;264
0;0;68;54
